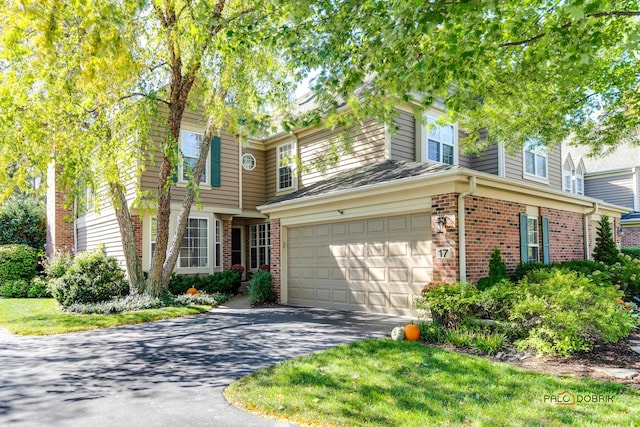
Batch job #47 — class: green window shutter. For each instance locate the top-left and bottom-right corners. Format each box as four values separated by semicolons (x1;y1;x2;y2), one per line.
519;213;529;263
541;216;550;264
211;135;221;187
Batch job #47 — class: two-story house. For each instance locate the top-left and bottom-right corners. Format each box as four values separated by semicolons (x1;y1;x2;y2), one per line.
47;98;627;316
562;141;640;248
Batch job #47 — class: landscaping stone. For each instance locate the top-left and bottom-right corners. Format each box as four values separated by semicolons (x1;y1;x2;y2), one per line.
591;367;640;380
631;346;640;355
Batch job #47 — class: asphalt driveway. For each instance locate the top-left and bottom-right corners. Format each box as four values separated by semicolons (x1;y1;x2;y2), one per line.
0;301;407;427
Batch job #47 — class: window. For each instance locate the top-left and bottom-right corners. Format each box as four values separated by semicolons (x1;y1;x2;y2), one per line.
575;161;585;196
277;142;295;191
179;218;209;268
425;116;456;165
524;139;547;179
180;130;208;183
241;153;256;171
527;217;539;262
150;217;157;267
250;223;270;269
214;219;221;268
562;156;585;196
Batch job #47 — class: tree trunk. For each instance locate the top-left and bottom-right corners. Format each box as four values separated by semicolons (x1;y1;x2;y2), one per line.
109;181;145;294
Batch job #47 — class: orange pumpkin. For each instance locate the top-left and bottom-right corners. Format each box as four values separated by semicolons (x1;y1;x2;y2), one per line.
186;287;198;295
404;323;421;341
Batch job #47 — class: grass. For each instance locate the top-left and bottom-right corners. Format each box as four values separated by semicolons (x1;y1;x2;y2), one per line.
225;339;640;427
0;298;212;335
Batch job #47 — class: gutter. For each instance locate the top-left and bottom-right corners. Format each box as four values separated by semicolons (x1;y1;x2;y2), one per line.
458;176;477;283
584;202;598;260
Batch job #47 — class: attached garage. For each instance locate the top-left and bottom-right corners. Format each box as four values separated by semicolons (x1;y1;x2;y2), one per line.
287;213;432;316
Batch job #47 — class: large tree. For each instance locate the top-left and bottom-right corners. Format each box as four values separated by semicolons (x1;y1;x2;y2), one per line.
0;0;294;295
277;0;640;154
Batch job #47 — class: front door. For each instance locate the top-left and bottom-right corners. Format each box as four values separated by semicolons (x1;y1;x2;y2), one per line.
231;227;243;266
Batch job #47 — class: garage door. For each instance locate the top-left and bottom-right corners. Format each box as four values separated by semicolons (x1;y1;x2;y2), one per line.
287;213;432;316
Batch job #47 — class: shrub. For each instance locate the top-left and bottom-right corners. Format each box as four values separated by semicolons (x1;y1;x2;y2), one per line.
0;198;46;250
418;321;447;343
0;244;39;284
510;270;636;356
168;270;241;295
511;262;547;282
28;276;51;298
44;252;74;279
622;247;640;260
476;279;517;320
50;248;129;307
415;282;480;328
473;331;506;355
593;215;619;265
607;254;640;298
168;273;200;295
0;279;30;297
477;248;509;290
65;292;230;314
248;270;276;304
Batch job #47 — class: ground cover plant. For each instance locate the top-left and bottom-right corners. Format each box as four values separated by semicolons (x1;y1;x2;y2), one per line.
225;339;639;427
0;298;221;335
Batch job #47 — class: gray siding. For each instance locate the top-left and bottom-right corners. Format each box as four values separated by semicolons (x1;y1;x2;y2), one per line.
457;128;473;169
504;145;562;190
141;109;240;209
471;145;499;175
241;148;266;210
585;172;635;209
390;110;415;161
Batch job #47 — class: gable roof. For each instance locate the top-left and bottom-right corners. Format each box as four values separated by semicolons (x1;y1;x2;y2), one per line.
563;141;640;172
266;160;458;205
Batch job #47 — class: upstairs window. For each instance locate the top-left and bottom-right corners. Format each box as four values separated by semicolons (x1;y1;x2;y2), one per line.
575;161;585;196
562;156;585;196
277;141;295;191
180;130;208;183
425;116;456;165
524;139;547;179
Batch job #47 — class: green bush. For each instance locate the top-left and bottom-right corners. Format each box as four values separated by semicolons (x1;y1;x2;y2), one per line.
476;279;517;320
248;270;276;304
415;282;480;328
0;198;46;250
0;279;30;297
607;254;640;298
622;247;640;260
50;248;129;307
510;270;636;356
65;292;230;314
512;259;606;282
593;215;619;265
477;248;509;290
0;244;39;285
418;321;447;343
44;252;74;279
168;270;241;295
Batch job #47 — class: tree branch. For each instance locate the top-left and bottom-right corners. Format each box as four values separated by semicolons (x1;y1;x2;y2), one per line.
500;10;640;47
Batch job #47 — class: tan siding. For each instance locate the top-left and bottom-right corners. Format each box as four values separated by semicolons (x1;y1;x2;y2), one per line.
390;110;415;161
76;210;126;268
242;148;266;210
140;110;240;209
265;146;277;201
299;118;387;187
586;173;635;209
471;145;499;175
547;147;562;190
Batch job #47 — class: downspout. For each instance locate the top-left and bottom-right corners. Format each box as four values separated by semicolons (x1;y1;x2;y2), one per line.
458;175;477;283
584;202;598;260
238;136;243;211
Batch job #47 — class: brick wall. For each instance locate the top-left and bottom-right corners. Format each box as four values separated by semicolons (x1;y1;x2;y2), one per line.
222;219;233;270
431;194;459;283
132;215;143;259
540;207;584;262
269;218;281;302
465;196;526;282
50;186;75;254
621;226;640;248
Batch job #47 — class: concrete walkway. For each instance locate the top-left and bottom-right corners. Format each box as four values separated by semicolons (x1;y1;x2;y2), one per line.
0;296;409;427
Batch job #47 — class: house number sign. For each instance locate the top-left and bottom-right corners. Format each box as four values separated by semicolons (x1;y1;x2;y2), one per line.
436;247;453;259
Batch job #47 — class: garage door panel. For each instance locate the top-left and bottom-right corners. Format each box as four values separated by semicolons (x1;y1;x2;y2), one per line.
288;213;431;316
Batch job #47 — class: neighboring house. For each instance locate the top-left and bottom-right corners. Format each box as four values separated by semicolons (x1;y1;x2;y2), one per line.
47;99;627;316
563;142;640;248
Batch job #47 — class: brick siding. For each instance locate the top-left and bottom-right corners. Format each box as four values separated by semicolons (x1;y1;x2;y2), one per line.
222;219;233;270
621;226;640;248
431;194;459;283
540;207;584;263
269;218;281;302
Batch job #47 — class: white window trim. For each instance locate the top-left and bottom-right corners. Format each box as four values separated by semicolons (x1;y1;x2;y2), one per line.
527;216;539;263
523;139;548;183
214;219;222;268
420;113;458;166
178;216;210;270
179;129;211;187
276;140;297;193
249;223;271;270
149;216;157;270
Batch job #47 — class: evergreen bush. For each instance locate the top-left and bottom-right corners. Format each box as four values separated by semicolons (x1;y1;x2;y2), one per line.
248;270;276;304
593;215;619;265
0;244;39;284
0;198;46;250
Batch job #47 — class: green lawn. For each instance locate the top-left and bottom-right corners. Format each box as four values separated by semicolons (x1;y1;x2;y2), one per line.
225;339;640;427
0;298;212;335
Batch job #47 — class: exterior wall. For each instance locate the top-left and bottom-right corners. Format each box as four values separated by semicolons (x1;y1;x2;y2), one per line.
622;226;640;247
457;129;473;169
585;172;635;210
430;194;459;283
504;145;562;190
270;218;282;302
222;219;233;270
471;145;499;176
141;109;240;210
241;147;266;210
48;184;75;255
464;196;526;281
539;207;584;263
390;109;415;161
